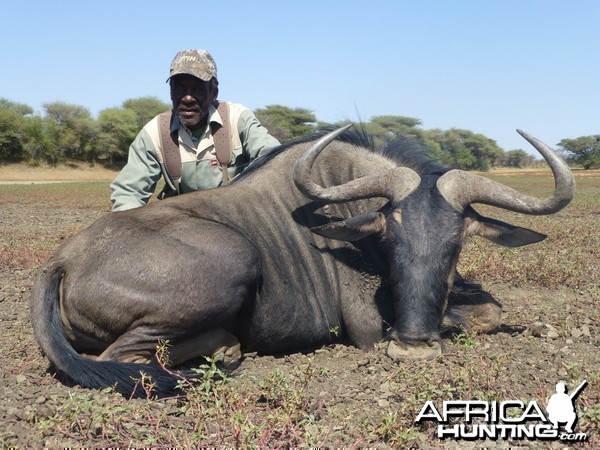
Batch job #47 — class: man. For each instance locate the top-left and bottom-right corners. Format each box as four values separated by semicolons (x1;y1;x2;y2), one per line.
547;382;578;433
110;49;280;211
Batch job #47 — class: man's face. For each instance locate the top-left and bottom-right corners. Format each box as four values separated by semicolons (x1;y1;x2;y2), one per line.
170;74;216;130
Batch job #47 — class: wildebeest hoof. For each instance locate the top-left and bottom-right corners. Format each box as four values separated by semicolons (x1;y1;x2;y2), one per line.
443;302;503;333
212;343;242;369
386;338;442;361
446;280;503;332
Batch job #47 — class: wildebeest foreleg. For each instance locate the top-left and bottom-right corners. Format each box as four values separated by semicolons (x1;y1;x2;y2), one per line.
96;327;241;367
444;275;503;332
167;328;241;367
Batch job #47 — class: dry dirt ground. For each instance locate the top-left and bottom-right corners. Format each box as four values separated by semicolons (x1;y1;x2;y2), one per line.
0;169;598;448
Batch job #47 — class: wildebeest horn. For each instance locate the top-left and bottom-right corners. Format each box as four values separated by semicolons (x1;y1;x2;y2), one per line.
293;125;421;202
436;129;575;214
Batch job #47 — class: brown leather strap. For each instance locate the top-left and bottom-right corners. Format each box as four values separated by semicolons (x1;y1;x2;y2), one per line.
158;102;234;193
158;111;181;194
211;101;232;185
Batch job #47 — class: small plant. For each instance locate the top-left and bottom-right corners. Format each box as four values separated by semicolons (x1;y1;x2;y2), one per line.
178;356;230;409
155;339;172;367
370;411;419;447
260;369;305;415
451;329;477;349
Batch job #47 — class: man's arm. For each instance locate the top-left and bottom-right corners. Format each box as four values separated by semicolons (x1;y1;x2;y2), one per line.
110;128;163;212
237;109;281;159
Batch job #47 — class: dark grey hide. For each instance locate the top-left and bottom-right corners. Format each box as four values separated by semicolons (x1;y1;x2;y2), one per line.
29;126;574;397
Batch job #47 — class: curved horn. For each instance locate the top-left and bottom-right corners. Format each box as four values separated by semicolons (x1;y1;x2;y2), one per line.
293;126;421;203
437;129;575;215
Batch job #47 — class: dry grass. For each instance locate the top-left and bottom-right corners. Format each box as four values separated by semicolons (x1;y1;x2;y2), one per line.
1;165;598;448
0;162;118;182
458;170;600;292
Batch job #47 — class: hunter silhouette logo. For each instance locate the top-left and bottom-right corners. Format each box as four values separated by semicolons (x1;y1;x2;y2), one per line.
415;380;589;442
546;380;587;434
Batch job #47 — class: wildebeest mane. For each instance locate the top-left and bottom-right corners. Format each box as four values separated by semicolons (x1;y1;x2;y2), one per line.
233;124;447;184
378;133;448;176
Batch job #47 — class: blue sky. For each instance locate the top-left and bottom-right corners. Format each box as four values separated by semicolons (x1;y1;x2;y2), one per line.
2;0;598;154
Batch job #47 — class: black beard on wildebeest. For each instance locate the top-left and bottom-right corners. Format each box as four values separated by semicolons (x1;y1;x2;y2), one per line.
29;125;575;398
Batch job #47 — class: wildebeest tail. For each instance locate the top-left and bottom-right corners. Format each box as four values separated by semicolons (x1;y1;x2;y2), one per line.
29;264;185;398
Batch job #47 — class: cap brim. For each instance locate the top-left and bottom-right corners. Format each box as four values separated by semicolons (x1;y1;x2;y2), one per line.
166;69;213;83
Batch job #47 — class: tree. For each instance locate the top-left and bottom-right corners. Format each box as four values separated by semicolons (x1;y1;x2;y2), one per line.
42;102;96;161
558;135;600;169
370;115;422;136
91;97;169;166
20;116;62;165
360;115;427;148
0;99;34;162
424;128;503;171
96;108;139;166
0;98;33;116
43;102;90;126
499;149;535;168
254;105;316;142
122;96;170;130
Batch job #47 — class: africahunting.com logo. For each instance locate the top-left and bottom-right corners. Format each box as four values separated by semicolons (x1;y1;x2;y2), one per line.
415;380;589;442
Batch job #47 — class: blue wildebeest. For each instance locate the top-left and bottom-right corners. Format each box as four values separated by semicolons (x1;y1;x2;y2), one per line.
30;126;575;397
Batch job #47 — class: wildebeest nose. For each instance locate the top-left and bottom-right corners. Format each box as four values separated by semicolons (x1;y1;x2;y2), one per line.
385;337;443;361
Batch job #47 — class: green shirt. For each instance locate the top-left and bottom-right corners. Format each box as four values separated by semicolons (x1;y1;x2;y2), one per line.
110;101;280;211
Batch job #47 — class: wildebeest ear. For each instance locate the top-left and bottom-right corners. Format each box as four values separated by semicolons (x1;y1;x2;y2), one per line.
465;210;547;248
310;212;386;242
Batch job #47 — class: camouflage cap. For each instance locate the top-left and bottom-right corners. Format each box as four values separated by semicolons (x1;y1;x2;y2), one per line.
167;49;217;82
